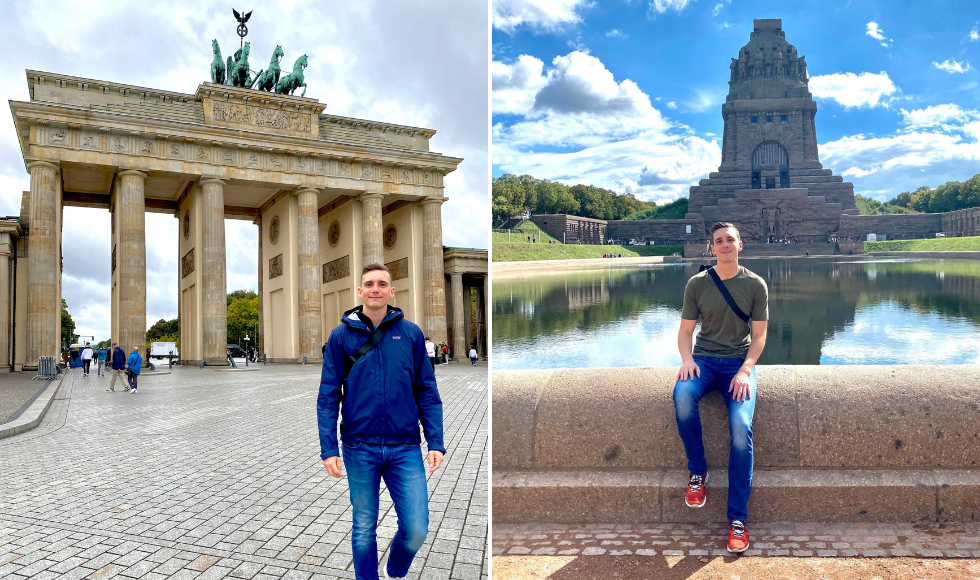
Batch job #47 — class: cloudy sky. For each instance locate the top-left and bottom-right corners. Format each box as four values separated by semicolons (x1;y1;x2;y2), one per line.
492;0;980;205
0;0;488;343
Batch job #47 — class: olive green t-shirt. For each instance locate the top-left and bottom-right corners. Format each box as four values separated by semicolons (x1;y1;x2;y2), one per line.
681;266;769;358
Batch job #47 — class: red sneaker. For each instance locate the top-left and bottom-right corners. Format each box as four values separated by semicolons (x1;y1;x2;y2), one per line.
728;520;749;553
684;472;707;508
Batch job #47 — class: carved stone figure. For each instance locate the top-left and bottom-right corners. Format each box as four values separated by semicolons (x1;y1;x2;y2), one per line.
730;58;738;82
798;56;807;80
226;41;253;88
275;54;308;97
210;40;226;84
252;45;284;92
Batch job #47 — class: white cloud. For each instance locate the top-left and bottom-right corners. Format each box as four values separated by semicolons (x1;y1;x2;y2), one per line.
492;50;719;200
493;0;591;33
492;55;548;115
606;28;625;38
808;71;898;108
649;0;692;14
900;104;978;127
933;59;972;74
970;22;979;41
865;21;892;47
711;1;729;17
666;101;677;109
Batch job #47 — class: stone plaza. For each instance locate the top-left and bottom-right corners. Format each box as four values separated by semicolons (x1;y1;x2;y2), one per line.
0;362;488;579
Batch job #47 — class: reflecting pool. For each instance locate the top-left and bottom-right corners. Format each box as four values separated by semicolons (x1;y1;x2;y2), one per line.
491;258;980;369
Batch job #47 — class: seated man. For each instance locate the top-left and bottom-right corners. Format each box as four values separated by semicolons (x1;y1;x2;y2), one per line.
673;222;768;553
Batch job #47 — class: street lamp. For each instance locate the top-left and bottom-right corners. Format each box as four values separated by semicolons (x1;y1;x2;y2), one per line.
244;334;250;366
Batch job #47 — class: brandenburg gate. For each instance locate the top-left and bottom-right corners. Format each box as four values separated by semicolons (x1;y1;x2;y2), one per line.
6;70;462;367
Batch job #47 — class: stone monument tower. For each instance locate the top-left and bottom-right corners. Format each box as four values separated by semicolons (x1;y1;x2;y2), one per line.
687;19;858;242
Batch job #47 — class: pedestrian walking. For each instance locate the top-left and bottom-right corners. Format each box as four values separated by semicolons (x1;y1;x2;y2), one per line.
107;342;126;392
469;347;478;365
126;347;142;394
318;264;445;580
96;345;108;376
80;342;94;376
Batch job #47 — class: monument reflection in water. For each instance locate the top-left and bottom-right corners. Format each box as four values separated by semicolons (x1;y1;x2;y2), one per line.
491;258;980;370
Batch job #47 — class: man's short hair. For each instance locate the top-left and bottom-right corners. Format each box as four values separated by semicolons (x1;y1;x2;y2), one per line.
361;263;392;283
710;222;740;242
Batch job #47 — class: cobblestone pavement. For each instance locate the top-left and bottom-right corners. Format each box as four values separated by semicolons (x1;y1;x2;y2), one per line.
493;522;980;558
0;362;487;579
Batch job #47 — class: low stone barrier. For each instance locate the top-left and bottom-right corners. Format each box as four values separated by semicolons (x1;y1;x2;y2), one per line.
493;366;980;523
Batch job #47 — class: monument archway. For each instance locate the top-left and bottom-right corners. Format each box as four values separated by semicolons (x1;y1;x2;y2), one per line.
8;71;462;368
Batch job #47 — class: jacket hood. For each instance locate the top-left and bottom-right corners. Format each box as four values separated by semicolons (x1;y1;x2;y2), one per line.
341;305;404;332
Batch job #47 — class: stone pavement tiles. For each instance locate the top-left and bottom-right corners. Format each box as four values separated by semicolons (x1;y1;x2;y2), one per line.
493;522;980;559
0;362;488;579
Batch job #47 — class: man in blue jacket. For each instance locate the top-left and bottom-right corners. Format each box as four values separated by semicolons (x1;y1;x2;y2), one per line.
126;347;142;394
317;264;445;580
107;342;127;392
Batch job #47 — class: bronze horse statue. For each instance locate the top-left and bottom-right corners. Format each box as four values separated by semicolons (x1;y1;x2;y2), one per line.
251;45;284;92
275;54;308;97
226;41;253;88
210;39;225;84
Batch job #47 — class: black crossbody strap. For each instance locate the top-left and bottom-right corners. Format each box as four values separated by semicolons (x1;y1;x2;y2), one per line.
340;319;394;402
707;267;751;324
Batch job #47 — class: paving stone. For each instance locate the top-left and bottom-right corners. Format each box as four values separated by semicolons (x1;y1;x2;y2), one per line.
0;365;486;579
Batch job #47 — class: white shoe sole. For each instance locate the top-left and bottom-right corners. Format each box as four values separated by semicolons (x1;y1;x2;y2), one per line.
685;498;706;508
727;542;749;553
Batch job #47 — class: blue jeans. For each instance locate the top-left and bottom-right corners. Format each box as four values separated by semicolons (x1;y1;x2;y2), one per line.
342;442;429;580
672;355;756;521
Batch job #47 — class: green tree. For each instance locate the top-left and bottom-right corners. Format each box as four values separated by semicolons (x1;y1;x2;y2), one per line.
61;298;76;347
227;290;259;346
536;179;580;215
146;318;179;341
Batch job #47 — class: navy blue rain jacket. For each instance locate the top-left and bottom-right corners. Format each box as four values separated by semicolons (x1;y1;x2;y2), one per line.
316;306;445;459
111;347;126;370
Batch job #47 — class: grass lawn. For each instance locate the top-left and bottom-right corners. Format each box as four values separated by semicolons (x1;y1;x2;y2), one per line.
492;243;683;262
865;236;980;252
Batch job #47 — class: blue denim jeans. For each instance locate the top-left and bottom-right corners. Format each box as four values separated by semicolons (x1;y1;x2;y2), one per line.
672;355;756;521
342;442;429;580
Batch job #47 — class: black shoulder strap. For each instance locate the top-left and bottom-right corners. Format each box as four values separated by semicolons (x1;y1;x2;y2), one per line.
707;267;751;324
340;318;394;402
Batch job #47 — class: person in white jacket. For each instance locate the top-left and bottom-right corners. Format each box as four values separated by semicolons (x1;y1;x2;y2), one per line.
468;347;478;366
80;342;94;377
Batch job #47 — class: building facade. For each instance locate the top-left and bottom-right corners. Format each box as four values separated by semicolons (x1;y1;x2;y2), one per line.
4;70;465;369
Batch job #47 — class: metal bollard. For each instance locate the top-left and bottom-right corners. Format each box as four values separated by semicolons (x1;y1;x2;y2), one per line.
263;353;267;365
303;356;307;365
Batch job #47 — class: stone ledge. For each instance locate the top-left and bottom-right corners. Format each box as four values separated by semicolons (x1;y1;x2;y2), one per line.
0;374;64;441
493;469;974;524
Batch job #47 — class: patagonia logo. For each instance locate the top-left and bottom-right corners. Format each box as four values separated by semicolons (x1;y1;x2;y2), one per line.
392;336;402;339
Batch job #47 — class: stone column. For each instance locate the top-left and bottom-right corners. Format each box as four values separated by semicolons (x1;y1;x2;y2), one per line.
476;284;484;358
117;170;147;359
451;273;464;360
360;192;384;267
483;274;489;360
421;198;448;343
297;187;322;362
0;234;11;369
255;216;263;358
26;161;60;366
200;178;228;365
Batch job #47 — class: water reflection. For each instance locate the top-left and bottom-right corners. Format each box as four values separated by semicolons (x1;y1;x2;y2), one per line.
492;258;980;369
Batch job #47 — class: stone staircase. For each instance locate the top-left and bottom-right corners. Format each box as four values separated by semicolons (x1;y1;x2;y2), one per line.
493;366;980;524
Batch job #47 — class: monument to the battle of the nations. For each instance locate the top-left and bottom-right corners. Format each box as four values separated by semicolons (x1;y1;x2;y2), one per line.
0;31;487;371
530;18;978;250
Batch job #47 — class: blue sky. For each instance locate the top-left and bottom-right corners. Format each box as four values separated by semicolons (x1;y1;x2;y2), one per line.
492;0;980;204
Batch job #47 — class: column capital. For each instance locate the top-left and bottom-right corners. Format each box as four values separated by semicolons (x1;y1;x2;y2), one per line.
359;192;385;202
117;169;147;180
293;186;321;197
419;197;447;207
200;177;227;187
25;160;60;173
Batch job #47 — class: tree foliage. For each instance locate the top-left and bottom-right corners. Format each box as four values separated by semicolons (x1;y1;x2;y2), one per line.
61;298;76;347
626;198;689;220
887;175;980;213
492;174;654;224
227;290;259;346
854;194;914;216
